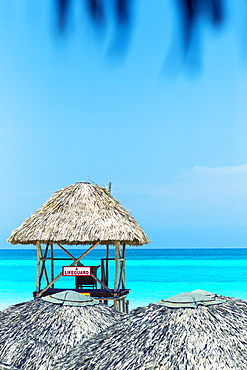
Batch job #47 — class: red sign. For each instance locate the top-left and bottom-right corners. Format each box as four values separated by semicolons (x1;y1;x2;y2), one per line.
62;266;91;277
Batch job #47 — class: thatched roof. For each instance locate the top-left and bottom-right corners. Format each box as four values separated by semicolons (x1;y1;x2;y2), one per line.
52;290;247;370
0;291;125;370
8;182;150;246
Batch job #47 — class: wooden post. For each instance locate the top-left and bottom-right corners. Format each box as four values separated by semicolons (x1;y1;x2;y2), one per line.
122;297;126;313
37;241;100;298
118;243;122;258
114;242;119;292
126;300;129;314
117;242;124;291
39;243;49;286
106;245;109;287
101;259;105;284
36;241;41;293
50;243;54;288
122;243;126;289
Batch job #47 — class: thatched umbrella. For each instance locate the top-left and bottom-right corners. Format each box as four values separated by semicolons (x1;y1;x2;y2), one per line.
8;181;149;246
51;290;247;370
0;291;125;370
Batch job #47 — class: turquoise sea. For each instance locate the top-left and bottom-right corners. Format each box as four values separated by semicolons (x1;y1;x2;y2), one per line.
1;248;247;311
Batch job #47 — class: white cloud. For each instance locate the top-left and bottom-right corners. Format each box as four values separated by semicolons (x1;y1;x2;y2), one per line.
117;165;247;227
139;165;247;202
175;165;247;201
180;165;247;178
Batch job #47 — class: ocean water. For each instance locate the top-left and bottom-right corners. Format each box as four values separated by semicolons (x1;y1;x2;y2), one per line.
1;248;247;311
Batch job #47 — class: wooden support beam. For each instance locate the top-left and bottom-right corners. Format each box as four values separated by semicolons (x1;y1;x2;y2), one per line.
114;242;119;292
39;243;49;285
36;241;100;298
36;241;41;293
51;243;54;289
106;245;109;287
117;261;124;292
122;297;126;313
90;273;113;294
101;259;105;284
117;243;124;291
118;243;122;258
122;243;126;289
55;243;76;261
40;258;73;261
112;298;121;312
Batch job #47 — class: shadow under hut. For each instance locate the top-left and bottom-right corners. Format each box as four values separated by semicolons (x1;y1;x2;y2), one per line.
52;290;247;370
7;181;150;312
0;290;125;370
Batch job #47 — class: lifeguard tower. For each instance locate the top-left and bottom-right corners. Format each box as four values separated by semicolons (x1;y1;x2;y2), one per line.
7;182;150;312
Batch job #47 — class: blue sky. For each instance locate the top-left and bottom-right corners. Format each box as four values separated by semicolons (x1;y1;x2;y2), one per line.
1;0;247;248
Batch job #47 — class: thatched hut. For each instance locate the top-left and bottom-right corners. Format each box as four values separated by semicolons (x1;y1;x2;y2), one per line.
51;290;247;370
0;291;125;370
8;182;150;310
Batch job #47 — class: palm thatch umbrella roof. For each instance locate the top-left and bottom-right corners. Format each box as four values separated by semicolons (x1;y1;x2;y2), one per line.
8;182;149;246
52;290;247;370
0;291;125;370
